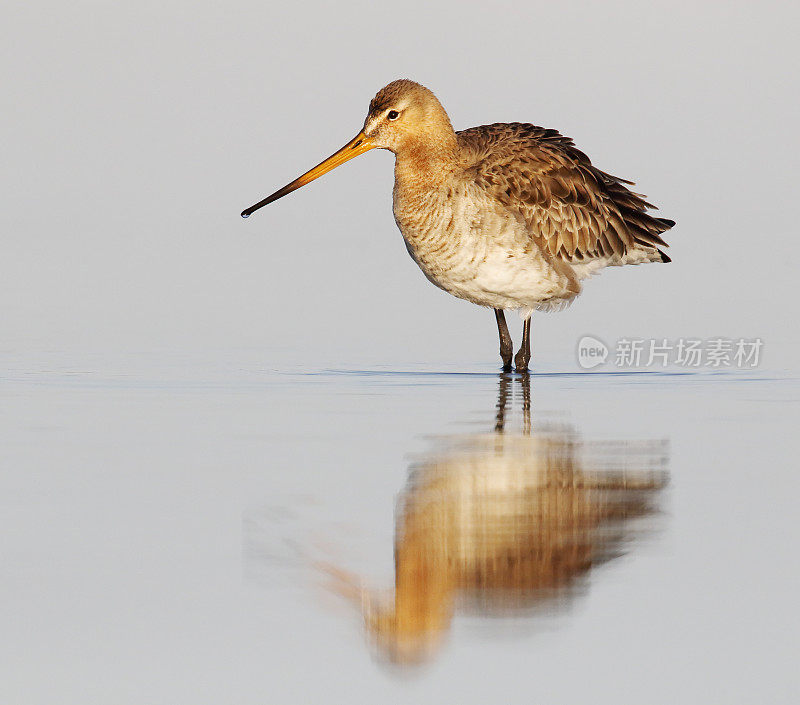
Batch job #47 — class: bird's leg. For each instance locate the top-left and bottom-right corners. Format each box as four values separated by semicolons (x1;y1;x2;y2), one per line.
494;309;513;372
514;316;532;373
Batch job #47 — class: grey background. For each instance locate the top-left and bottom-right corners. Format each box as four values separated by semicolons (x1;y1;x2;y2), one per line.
3;0;797;368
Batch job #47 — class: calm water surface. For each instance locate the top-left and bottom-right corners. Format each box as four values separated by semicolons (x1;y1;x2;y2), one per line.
1;351;798;703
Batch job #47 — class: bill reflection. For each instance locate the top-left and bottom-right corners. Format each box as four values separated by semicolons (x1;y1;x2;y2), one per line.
325;374;669;665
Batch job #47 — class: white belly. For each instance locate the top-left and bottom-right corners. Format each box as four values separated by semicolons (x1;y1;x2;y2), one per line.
394;184;579;315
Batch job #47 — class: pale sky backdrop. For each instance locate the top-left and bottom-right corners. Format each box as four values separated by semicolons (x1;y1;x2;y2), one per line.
2;0;797;368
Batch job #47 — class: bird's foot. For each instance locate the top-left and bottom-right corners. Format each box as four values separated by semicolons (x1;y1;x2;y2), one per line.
499;347;513;373
514;351;530;374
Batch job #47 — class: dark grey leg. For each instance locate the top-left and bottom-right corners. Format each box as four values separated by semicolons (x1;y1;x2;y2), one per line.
514;316;532;373
494;309;513;372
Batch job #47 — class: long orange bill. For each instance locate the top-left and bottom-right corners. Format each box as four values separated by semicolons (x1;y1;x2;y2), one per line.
241;132;375;218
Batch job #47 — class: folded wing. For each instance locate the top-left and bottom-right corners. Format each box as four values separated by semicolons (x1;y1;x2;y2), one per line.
459;123;674;264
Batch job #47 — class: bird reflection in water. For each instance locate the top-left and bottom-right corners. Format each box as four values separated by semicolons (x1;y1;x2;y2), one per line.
323;374;668;664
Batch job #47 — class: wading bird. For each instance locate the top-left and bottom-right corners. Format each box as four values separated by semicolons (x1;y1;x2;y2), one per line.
242;80;674;372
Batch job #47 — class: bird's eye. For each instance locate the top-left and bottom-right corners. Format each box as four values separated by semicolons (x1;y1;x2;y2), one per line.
387;110;399;120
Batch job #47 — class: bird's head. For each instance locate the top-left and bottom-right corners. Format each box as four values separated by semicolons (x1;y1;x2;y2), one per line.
361;79;455;153
241;79;455;218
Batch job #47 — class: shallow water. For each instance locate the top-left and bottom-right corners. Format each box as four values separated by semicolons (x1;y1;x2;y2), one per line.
1;352;798;703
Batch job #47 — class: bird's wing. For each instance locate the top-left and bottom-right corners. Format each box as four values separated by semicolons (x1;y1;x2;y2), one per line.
458;123;674;263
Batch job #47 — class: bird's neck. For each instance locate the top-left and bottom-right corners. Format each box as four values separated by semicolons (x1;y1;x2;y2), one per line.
393;129;459;190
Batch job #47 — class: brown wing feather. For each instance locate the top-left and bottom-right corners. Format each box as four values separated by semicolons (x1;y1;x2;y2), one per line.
458;123;674;264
